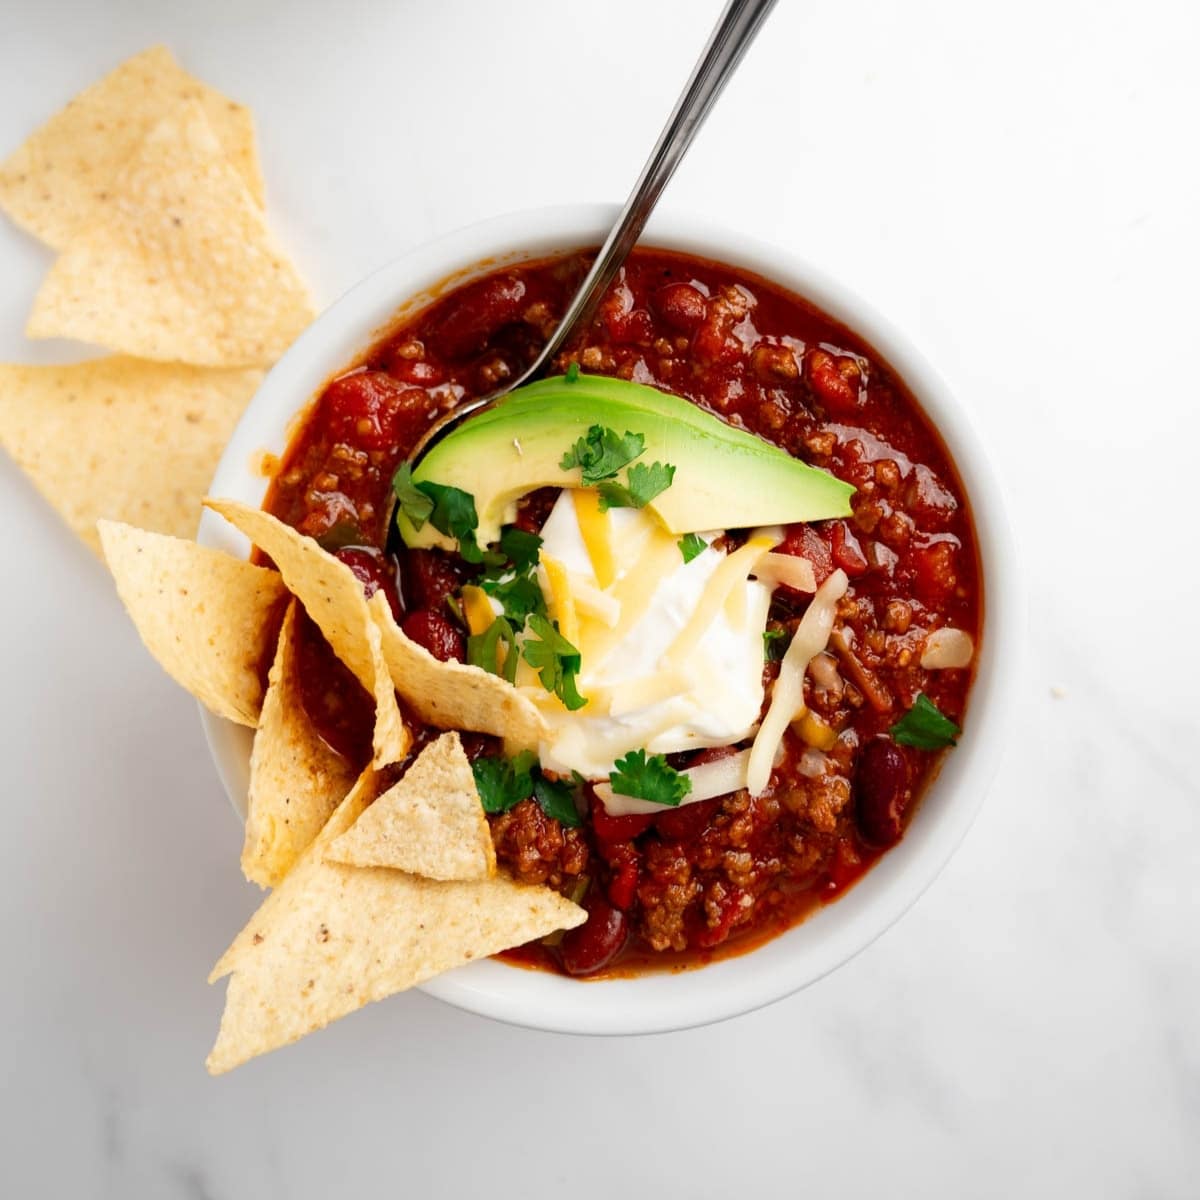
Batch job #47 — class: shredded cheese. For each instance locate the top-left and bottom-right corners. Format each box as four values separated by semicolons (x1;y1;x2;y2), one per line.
573;488;616;588
665;535;777;666
538;551;580;647
752;552;817;594
595;748;754;815
460;584;497;636
746;568;848;795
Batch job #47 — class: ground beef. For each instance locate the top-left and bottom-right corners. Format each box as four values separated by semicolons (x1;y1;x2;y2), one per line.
488;800;589;888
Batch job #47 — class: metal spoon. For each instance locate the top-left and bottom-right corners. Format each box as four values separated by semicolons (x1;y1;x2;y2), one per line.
407;0;778;466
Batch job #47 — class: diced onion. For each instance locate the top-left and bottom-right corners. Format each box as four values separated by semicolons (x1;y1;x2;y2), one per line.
809;651;843;695
797;747;829;778
920;627;975;669
752;552;817;594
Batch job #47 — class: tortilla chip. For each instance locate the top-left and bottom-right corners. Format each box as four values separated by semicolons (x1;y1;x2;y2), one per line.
206;777;583;1072
0;357;260;554
0;45;263;249
27;100;312;367
98;520;286;726
367;590;548;751
326;732;495;882
242;602;357;888
204;499;409;767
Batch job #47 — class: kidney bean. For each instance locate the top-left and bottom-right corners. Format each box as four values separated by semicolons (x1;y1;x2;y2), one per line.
401;610;465;662
401;548;464;611
429;275;526;359
335;547;403;619
653;282;707;333
855;737;909;847
558;890;629;976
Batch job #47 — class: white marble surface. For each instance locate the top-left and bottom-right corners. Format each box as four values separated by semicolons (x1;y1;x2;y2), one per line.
2;0;1198;1195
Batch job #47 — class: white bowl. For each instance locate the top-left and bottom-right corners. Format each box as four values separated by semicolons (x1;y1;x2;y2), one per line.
199;203;1018;1036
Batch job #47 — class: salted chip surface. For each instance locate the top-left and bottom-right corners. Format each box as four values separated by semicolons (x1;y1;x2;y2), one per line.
98;521;286;726
0;357;260;554
0;45;264;249
367;590;548;751
242;601;356;889
27;100;313;367
326;732;495;882
206;766;583;1074
204;499;409;767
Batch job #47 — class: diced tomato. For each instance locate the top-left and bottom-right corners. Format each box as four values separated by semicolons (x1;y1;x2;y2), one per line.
830;521;869;576
590;799;654;844
778;522;834;587
608;862;639;911
323;370;426;452
654;797;721;841
911;540;959;606
428;275;526;359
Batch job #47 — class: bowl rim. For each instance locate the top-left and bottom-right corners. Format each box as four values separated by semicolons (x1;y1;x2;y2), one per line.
199;202;1019;1036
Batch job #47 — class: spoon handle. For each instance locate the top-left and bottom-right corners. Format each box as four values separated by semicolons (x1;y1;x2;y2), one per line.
407;0;778;462
529;0;779;376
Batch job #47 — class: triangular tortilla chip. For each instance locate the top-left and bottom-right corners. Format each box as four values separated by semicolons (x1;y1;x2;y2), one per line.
27;100;313;367
326;732;495;882
212;769;378;981
204;499;409;767
206;772;583;1072
0;46;264;249
0;357;260;554
242;601;357;888
98;520;286;726
367;590;548;750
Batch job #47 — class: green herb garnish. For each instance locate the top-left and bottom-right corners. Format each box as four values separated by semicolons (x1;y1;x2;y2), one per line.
472;752;582;827
532;773;582;827
889;694;961;750
466;616;518;682
564;361;581;384
608;749;692;807
560;424;645;483
497;525;543;571
472;750;537;813
391;463;435;530
521;614;586;710
479;572;546;625
763;627;788;661
417;480;489;563
597;461;676;511
678;532;707;563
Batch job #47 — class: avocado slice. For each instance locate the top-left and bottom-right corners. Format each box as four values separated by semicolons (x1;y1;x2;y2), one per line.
398;374;854;550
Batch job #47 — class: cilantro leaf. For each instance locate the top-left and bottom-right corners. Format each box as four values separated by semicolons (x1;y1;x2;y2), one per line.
608;749;692;807
479;571;546;625
391;464;435;531
532;773;582;827
417;480;488;563
763;627;788;661
678;532;707;563
521;614;586;710
498;526;543;571
466;616;518;682
597;461;676;511
560;424;645;483
889;694;961;750
472;751;536;813
564;361;581;384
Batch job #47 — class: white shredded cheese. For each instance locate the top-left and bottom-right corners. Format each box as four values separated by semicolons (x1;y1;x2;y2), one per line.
746;568;849;796
751;552;817;594
595;749;754;815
